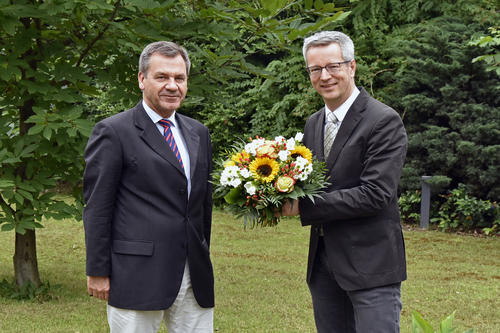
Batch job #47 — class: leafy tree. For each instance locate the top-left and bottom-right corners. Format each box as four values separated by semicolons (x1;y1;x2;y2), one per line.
0;0;350;287
469;26;500;75
385;16;499;200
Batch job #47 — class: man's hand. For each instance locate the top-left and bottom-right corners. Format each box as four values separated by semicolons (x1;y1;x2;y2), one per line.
87;276;110;301
280;199;300;216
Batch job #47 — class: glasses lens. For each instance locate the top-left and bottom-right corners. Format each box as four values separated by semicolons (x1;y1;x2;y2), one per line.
308;67;321;76
326;64;342;73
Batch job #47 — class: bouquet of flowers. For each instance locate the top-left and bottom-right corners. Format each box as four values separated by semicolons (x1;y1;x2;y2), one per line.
212;133;330;227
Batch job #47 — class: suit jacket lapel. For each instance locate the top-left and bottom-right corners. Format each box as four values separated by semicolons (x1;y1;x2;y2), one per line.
326;88;367;170
133;103;185;176
313;107;327;161
176;114;200;181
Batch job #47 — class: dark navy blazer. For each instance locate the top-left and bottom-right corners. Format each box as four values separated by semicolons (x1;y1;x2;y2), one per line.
83;102;213;310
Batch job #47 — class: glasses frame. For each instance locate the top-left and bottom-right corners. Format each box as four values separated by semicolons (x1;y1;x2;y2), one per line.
306;60;352;77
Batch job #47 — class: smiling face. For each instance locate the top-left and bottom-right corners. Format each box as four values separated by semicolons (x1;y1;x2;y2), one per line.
306;42;356;111
138;53;187;118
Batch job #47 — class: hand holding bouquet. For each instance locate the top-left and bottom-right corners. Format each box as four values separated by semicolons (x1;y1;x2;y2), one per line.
212;133;329;227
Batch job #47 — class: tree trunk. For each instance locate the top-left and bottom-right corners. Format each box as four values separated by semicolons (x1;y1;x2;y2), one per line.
13;230;41;288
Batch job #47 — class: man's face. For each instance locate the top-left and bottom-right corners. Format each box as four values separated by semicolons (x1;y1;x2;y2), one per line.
138;53;188;118
305;43;356;110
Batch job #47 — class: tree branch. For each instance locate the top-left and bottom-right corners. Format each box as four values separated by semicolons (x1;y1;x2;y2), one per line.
370;68;394;96
75;0;122;67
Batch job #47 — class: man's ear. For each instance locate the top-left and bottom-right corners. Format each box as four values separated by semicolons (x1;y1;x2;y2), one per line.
349;59;356;78
138;72;145;90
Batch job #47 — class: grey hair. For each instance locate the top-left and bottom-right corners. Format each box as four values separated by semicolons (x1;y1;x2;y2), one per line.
302;31;355;65
139;41;191;76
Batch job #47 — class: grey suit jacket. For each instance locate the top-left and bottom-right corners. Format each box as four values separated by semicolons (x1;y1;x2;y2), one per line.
299;87;408;290
83;101;214;310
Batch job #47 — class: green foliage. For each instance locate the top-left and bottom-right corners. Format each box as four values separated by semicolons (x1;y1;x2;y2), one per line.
399;190;421;224
383;16;500;200
431;184;499;233
0;1;350;228
202;52;323;157
469;26;500;76
0;279;59;302
412;310;474;333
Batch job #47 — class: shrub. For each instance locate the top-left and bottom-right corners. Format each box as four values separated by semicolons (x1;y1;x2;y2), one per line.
399;190;421;224
431;184;499;233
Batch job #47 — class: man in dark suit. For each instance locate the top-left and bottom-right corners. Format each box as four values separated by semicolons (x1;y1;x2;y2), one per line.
83;41;214;332
281;31;408;332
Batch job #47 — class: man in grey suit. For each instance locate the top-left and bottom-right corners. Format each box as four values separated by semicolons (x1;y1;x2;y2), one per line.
281;31;408;332
83;41;214;332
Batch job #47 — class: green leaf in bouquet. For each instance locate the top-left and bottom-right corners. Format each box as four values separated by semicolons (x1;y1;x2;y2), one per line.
224;187;243;204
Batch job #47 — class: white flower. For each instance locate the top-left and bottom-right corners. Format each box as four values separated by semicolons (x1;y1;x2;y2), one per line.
274;136;285;143
244;182;257;195
230;178;242;187
294;132;304;142
220;166;242;187
298;172;308;181
244;138;265;156
304;163;313;174
278;150;290;161
294;156;309;169
286;138;296;151
239;168;251;179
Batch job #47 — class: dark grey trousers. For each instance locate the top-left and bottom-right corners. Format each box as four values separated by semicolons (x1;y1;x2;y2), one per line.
308;239;402;333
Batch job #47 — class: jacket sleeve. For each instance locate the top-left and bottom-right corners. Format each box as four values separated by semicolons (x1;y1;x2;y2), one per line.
82;120;123;276
299;109;407;225
203;129;213;248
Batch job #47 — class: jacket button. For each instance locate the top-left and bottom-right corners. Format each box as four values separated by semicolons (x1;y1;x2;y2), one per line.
179;188;186;195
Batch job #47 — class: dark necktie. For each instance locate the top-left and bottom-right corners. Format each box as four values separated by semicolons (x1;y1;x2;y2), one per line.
158;119;184;169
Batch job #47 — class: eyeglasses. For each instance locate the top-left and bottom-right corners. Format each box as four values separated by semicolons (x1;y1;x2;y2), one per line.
306;60;352;77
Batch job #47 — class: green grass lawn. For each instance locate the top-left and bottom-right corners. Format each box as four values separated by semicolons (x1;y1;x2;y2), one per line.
0;209;499;332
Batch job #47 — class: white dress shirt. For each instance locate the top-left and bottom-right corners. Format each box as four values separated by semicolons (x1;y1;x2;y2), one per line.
324;86;360;133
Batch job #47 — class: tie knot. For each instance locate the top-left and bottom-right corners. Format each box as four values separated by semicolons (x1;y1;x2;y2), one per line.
158;119;174;128
327;111;338;124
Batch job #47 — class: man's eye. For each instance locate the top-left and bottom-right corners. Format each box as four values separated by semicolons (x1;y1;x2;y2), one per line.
310;68;321;73
327;65;340;70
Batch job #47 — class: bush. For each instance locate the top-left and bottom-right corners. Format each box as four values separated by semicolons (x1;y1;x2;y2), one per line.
399;185;499;234
399;190;421;224
431;185;499;233
385;16;500;200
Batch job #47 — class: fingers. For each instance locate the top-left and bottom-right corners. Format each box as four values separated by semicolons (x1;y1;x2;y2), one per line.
87;276;110;300
88;287;109;300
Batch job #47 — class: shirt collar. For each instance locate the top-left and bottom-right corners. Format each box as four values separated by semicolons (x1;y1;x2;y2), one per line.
324;86;360;123
142;100;178;126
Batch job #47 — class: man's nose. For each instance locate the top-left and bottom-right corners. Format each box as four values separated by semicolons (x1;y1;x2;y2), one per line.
320;67;332;80
164;78;177;90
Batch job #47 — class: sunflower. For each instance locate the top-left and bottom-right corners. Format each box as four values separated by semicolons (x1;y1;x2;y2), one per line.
290;145;312;163
231;150;251;165
249;157;280;183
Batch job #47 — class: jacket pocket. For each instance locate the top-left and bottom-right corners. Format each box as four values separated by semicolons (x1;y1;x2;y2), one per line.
112;240;154;256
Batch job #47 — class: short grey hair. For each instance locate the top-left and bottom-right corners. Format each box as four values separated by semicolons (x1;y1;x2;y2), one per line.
302;31;355;65
139;41;191;76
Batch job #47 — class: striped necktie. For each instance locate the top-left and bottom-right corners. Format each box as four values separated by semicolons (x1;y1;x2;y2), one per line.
158;119;184;169
324;111;339;158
